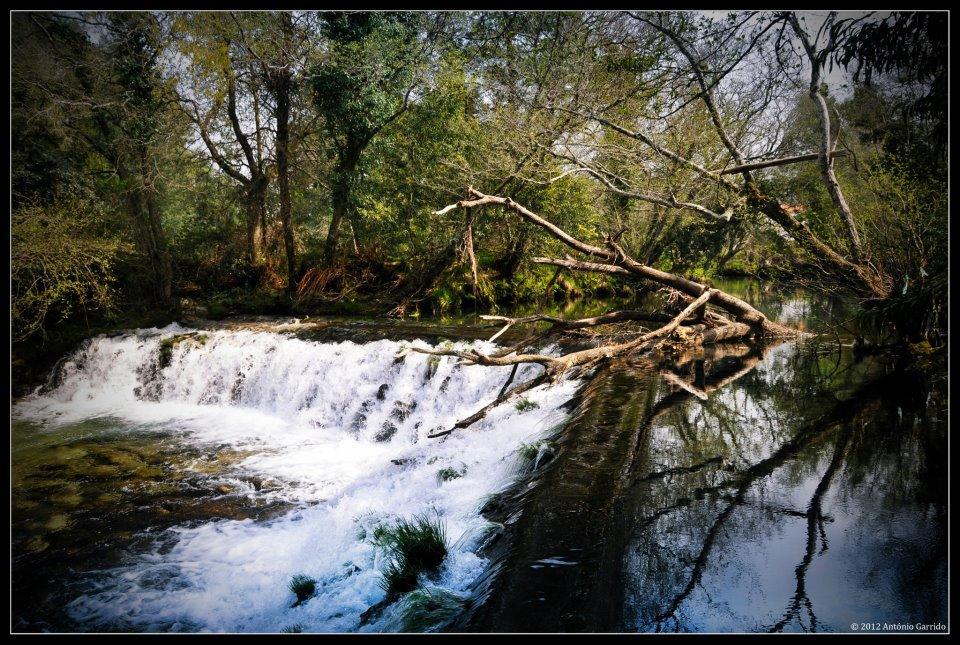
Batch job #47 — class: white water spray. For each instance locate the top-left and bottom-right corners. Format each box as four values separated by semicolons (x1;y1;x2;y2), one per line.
14;324;579;632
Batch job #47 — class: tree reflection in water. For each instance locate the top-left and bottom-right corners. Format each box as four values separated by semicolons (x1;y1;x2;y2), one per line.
463;338;945;633
625;342;946;633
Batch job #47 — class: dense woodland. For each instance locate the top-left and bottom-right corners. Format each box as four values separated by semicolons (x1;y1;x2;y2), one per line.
11;11;948;380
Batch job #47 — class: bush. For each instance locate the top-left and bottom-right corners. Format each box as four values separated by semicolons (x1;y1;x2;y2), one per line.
12;195;128;340
515;398;540;412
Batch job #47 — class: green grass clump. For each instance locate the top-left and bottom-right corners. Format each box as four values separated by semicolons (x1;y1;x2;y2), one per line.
515;397;540;412
436;465;465;483
518;440;549;461
289;574;317;607
373;514;448;594
396;587;466;632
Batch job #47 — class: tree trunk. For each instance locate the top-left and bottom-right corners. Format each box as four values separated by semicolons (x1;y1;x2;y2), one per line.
136;150;173;308
273;62;296;293
245;185;265;266
324;147;360;264
324;178;349;264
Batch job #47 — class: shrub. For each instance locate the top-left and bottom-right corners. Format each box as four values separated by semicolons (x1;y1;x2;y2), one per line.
12;195;128;341
436;465;465;483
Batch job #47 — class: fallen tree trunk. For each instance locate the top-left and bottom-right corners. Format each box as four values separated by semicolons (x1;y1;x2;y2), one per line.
442;188;797;337
412;289;747;435
408;187;807;437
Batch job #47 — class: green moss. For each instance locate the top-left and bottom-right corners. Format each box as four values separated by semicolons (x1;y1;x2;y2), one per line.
289;574;317;607
372;513;448;594
425;354;441;380
158;332;208;369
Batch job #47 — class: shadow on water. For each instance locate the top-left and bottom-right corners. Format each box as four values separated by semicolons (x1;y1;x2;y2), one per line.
459;336;946;632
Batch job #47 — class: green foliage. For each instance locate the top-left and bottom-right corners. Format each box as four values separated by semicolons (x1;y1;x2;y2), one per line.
372;513;448;594
311;13;421;148
9;10;948;353
12;195;129;341
835;12;946;150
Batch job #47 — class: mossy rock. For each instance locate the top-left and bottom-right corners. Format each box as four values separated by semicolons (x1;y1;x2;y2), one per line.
396;588;466;632
44;514;71;531
158;333;209;369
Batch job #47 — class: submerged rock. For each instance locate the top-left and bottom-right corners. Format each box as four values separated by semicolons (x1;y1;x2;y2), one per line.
390;400;417;422
375;422;398;443
44;515;70;531
351;400;374;434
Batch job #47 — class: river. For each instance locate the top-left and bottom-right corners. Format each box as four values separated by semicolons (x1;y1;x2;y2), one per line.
11;281;948;633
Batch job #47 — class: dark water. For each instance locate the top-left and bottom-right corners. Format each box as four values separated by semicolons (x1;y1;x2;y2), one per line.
11;280;948;633
462;282;948;633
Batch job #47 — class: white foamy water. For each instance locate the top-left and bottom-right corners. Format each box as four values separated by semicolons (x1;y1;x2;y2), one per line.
13;325;579;633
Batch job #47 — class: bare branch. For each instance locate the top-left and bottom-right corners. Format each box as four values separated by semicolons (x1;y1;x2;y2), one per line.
719;150;848;175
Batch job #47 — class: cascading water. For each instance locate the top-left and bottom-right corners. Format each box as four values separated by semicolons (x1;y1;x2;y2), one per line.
13;324;580;632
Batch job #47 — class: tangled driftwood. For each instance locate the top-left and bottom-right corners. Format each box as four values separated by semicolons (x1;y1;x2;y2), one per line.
401;188;810;438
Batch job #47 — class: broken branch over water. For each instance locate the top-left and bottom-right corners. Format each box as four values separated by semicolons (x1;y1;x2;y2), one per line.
413;188;812;436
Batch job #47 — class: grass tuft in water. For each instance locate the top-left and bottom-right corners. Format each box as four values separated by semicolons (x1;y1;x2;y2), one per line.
515;397;540;412
373;513;448;594
396;587;467;632
436;465;465;483
516;440;556;472
517;440;550;461
289;574;317;606
281;623;304;633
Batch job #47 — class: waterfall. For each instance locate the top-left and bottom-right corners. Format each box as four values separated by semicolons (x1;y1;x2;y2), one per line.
13;324;579;632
